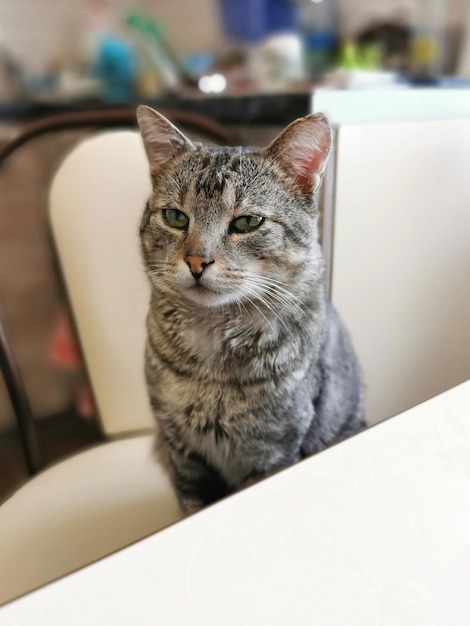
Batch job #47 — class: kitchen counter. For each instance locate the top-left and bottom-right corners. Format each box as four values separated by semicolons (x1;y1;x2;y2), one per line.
0;91;312;126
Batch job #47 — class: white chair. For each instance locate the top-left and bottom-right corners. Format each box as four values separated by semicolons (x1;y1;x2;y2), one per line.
0;129;189;605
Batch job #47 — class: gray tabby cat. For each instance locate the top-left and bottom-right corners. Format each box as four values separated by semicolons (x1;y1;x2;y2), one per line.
136;105;364;514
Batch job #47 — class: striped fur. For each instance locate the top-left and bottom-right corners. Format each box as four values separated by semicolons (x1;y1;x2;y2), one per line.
137;107;364;514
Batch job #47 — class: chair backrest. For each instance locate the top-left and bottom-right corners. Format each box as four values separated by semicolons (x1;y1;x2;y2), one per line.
50;131;154;436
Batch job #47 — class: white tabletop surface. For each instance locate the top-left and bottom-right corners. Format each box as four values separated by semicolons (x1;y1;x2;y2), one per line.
1;380;469;625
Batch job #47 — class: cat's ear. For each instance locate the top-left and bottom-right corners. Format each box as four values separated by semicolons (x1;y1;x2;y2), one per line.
136;105;196;177
262;113;332;194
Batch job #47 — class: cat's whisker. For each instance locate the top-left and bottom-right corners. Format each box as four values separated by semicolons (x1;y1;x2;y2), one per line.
252;283;302;312
262;294;308;335
240;283;299;339
249;286;305;318
240;287;276;332
227;287;252;324
244;272;296;291
243;272;304;301
244;278;302;304
239;300;253;323
244;299;274;332
242;276;305;313
229;286;255;323
243;272;290;288
241;279;307;340
146;263;173;276
146;259;170;266
251;293;296;340
147;273;175;295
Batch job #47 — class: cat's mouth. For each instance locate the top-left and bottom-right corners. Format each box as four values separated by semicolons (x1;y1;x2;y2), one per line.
191;282;214;295
182;281;234;307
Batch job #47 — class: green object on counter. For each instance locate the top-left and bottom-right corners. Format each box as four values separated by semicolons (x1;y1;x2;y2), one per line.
337;41;382;71
126;12;196;88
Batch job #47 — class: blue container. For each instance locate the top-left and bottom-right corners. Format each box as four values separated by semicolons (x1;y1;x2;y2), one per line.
218;0;296;42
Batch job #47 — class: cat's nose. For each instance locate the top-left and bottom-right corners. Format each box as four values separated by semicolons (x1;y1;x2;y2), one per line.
184;255;214;280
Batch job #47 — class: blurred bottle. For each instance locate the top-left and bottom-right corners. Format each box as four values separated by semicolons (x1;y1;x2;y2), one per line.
296;0;339;76
82;0;114;68
410;0;446;81
217;0;296;44
126;12;198;95
83;0;137;101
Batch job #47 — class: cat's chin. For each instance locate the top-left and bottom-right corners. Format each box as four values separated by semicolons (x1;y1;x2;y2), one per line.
181;285;235;308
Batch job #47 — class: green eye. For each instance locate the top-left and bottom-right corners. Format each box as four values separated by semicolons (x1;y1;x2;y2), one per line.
163;209;189;230
230;215;264;234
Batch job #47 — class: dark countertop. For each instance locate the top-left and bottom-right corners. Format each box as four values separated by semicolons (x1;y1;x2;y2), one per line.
0;91;312;126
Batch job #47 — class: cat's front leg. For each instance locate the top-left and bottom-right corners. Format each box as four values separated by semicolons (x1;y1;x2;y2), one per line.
166;446;232;515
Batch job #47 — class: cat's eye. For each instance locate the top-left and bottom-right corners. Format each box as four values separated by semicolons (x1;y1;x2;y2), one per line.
230;215;265;234
163;209;189;230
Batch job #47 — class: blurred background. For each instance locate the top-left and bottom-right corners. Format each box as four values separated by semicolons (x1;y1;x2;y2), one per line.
1;0;470;497
0;0;469;102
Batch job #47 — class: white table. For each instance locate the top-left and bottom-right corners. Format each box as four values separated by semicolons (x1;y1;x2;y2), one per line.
1;381;469;625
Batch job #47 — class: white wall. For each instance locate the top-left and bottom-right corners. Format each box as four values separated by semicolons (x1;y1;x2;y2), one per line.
330;117;470;424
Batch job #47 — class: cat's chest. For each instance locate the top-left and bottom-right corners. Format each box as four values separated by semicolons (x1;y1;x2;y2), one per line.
190;428;245;484
155;372;259;483
179;313;281;375
184;325;224;363
180;397;284;487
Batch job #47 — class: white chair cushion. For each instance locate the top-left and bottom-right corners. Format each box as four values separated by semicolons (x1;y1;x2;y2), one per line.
0;436;181;605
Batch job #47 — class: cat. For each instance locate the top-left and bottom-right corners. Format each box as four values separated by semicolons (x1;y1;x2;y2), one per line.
136;105;364;515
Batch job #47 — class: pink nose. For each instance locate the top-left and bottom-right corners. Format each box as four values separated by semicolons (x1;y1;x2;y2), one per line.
184;255;213;278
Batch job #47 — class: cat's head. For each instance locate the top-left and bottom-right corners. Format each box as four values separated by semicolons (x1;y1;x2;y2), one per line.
137;106;331;308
